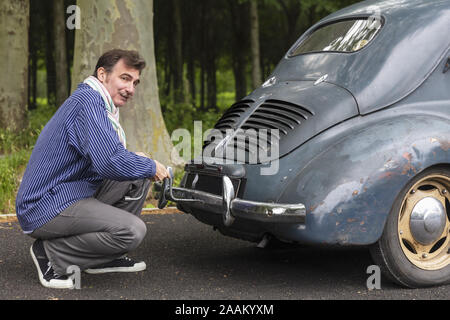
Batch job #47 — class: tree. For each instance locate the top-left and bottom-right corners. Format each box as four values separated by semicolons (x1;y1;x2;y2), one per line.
71;0;182;167
277;0;302;52
53;0;69;108
28;0;40;110
228;0;249;101
198;0;224;111
0;0;29;132
249;0;262;89
170;0;185;105
43;0;56;106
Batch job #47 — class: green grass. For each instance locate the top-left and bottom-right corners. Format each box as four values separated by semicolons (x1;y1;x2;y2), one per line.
0;98;56;214
0;149;31;214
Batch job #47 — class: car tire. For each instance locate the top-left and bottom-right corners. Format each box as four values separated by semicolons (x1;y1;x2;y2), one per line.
369;166;450;288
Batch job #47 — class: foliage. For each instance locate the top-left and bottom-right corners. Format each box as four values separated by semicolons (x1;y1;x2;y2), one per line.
0;99;56;214
160;64;237;161
155;0;361;135
0;149;31;214
0;98;55;154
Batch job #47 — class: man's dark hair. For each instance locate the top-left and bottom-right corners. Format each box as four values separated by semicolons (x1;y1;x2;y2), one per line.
93;49;146;77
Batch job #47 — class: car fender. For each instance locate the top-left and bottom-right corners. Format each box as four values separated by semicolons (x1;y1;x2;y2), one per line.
276;113;450;245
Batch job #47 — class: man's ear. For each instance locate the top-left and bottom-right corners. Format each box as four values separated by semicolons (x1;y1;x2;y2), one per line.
97;67;107;83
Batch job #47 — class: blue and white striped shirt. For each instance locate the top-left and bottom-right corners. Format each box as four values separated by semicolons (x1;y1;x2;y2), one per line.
16;83;156;233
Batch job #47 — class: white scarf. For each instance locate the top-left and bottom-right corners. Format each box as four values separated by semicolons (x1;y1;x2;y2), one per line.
83;76;127;148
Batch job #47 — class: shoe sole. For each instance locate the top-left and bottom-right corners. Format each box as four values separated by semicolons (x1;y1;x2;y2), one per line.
30;244;74;289
84;261;147;274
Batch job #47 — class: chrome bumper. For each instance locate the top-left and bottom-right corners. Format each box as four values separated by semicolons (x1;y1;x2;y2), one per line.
157;172;306;227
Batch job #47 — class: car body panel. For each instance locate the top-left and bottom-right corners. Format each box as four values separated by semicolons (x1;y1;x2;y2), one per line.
240;81;359;158
176;0;450;246
272;0;450;114
275;113;450;245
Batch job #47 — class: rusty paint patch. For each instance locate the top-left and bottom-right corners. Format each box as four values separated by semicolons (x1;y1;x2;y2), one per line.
379;171;396;179
402;152;412;162
309;201;324;212
401;152;416;175
402;163;417;175
439;140;450;151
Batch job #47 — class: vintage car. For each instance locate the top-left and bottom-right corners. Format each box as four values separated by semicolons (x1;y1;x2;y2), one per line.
157;0;450;288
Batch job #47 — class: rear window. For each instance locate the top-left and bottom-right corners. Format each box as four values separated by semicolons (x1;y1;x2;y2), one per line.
290;18;383;56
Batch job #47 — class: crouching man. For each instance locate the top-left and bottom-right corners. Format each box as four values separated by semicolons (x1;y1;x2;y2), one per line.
16;49;170;289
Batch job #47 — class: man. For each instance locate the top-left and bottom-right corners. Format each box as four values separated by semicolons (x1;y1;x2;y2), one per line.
16;49;170;289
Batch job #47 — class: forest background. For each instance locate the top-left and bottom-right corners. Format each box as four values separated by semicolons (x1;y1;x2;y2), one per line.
0;0;359;214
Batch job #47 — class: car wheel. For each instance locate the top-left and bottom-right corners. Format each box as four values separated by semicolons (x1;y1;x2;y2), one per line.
370;166;450;288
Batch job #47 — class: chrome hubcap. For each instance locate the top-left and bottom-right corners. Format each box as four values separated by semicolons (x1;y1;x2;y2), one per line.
410;197;446;245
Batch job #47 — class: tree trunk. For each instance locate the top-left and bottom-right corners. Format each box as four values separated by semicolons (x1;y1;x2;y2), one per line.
65;0;76;95
71;0;182;167
0;0;29;132
29;39;38;110
200;63;205;111
249;0;262;89
278;0;302;51
44;0;56;106
206;51;217;111
199;0;207;111
170;0;185;105
187;53;196;107
53;0;69;107
228;0;248;101
232;60;247;102
184;1;196;107
203;2;218;111
28;6;37;111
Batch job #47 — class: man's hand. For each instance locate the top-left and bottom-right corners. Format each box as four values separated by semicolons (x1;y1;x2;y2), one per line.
135;152;170;182
153;160;171;182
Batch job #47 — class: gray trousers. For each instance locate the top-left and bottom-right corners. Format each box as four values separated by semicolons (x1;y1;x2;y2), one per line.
30;179;151;275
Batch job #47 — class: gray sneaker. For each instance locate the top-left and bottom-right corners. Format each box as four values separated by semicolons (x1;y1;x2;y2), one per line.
30;240;74;289
85;256;146;274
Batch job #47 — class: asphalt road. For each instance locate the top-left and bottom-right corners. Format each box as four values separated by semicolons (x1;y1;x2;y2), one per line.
0;211;449;300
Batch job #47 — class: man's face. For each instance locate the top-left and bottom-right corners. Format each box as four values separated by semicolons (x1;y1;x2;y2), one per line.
97;59;141;107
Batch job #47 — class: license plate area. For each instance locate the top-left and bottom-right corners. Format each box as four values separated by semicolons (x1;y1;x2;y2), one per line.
184;173;243;197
